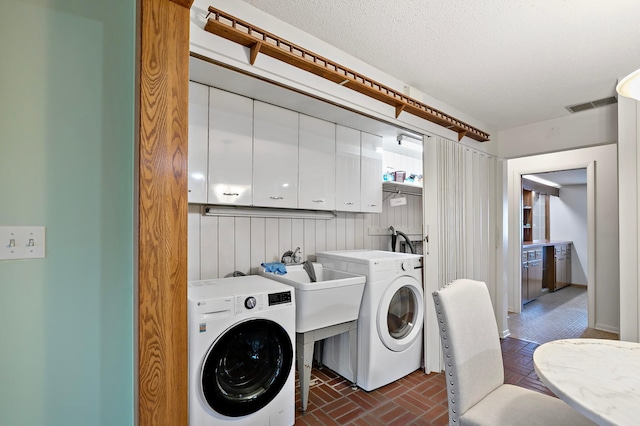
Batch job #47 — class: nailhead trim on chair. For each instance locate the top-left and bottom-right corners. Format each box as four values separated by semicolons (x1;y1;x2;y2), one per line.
432;284;461;425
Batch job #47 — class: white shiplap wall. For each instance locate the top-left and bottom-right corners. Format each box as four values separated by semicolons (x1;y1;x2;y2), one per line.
188;192;423;280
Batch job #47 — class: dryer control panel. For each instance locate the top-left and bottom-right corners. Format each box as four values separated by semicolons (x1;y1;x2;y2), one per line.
393;257;422;273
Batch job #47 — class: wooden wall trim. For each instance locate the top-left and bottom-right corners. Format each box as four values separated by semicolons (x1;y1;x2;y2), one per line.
203;6;490;143
138;0;190;424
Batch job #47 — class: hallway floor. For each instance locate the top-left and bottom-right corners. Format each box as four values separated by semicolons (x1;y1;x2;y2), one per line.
294;337;551;426
508;285;618;344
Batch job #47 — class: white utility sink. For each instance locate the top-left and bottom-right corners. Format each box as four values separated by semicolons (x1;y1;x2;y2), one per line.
258;262;366;332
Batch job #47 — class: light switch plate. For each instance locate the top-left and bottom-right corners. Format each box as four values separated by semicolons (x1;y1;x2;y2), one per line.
0;226;46;260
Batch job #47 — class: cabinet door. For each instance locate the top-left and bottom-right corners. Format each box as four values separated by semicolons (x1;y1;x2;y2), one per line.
335;125;361;211
522;259;530;304
555;247;566;288
188;81;209;203
528;259;543;300
208;87;253;206
253;101;299;208
360;132;383;213
298;115;335;210
565;246;572;285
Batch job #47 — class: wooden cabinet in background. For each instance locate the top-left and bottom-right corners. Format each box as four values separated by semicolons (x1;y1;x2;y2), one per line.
523;189;533;242
521;181;552;243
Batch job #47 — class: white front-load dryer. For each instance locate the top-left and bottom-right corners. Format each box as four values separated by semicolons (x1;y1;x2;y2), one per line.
188;275;295;426
316;250;424;391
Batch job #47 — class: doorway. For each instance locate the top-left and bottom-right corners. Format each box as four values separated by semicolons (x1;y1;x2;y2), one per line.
510;169;591;343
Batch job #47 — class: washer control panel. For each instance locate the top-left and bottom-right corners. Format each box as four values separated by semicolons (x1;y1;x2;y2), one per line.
232;290;293;314
244;296;257;309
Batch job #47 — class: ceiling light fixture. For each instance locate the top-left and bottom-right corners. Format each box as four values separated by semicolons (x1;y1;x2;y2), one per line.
397;134;423;152
616;68;640;101
522;174;561;188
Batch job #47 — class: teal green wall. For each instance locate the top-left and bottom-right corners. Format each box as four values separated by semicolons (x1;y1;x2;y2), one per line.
0;1;135;425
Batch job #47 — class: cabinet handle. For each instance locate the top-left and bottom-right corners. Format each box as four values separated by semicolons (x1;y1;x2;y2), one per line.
270;196;284;200
312;199;324;203
368;204;377;207
223;192;239;196
344;202;354;205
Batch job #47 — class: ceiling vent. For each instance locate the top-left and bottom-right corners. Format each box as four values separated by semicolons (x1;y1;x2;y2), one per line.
565;96;617;113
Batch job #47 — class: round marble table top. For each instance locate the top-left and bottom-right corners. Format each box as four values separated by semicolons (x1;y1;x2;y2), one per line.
533;338;640;426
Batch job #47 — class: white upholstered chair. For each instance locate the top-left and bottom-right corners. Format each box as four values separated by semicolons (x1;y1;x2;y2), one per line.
432;279;594;426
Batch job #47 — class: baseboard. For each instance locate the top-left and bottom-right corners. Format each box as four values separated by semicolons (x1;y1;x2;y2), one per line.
569;283;587;289
594;323;620;334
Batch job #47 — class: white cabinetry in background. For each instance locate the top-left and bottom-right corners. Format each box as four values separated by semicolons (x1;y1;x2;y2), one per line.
253;101;299;208
335;125;361;212
298;114;336;210
208;87;254;206
360;131;383;213
187;81;209;204
188;85;384;213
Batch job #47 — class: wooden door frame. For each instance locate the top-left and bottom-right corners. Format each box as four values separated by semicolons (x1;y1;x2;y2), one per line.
137;0;193;424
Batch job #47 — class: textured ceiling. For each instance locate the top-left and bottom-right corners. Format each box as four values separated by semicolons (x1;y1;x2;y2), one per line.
239;0;640;131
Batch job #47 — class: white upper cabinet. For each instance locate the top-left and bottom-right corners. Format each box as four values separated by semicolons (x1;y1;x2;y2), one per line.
188;81;209;204
360;132;383;213
253;101;299;208
335;125;361;212
189;84;384;213
208;87;254;206
298;114;336;210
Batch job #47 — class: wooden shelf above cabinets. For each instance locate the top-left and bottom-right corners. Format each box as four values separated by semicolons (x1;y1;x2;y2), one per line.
523;188;533;242
203;6;490;143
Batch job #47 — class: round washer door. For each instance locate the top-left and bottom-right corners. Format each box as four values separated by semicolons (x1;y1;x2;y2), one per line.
377;275;424;352
201;318;293;417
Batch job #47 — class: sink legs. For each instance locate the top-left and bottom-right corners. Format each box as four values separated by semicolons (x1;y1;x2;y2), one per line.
295;320;358;413
296;337;315;413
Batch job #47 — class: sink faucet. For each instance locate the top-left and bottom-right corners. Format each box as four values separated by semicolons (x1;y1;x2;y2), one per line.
292;247;301;264
281;247;302;265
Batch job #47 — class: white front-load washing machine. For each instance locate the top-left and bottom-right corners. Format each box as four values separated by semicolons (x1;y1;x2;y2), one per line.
316;250;424;391
188;275;296;425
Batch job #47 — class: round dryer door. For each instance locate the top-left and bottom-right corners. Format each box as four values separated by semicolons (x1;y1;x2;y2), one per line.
200;318;293;417
377;275;424;352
